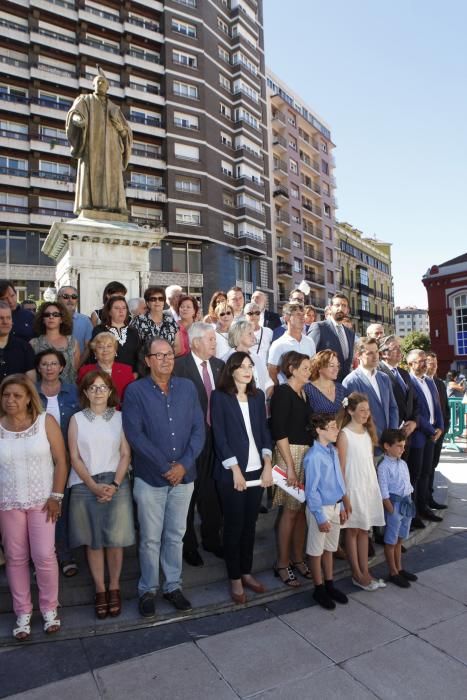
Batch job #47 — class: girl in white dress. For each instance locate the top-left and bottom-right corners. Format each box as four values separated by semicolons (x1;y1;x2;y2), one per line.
337;392;385;592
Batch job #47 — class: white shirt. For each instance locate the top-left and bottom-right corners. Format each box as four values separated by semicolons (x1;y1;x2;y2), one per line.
268;333;316;383
361;367;381;401
68;410;123;487
253;326;273;365
191;351;215;388
258;310;265;327
238;400;262;472
412;373;435;423
45;394;60;426
215;330;230;359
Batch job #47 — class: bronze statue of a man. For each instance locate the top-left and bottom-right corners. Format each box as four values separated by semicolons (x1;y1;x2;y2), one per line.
66;71;132;215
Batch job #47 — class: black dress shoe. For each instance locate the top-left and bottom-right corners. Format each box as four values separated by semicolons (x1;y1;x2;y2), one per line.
421;509;443;522
428;500;447;510
163;589;192;612
411;517;426;530
203;545;224;559
139;592;156;618
183;550;204;567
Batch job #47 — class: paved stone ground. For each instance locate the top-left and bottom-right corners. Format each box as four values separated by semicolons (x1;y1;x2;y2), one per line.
1;448;466;699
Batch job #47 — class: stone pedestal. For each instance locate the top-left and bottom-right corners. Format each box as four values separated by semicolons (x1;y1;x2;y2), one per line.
42;215;166;315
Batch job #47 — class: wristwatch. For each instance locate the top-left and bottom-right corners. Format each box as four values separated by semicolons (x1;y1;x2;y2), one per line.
111;480;120;491
50;492;64;502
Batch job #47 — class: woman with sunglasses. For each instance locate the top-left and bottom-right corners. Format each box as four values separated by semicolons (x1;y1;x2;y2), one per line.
68;370;134;619
214;301;234;358
243;301;273;366
30;301;80;384
130;286;181;355
203;290;227;325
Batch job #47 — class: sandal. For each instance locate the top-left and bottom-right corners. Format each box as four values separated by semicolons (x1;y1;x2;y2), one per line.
108;589;122;617
42;609;61;634
61;560;79;578
273;564;300;587
95;591;109;620
13;613;32;641
291;560;313;580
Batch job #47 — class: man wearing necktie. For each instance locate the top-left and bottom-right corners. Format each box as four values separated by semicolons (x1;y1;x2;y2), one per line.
174;323;225;566
308;293;355;382
378;335;419;456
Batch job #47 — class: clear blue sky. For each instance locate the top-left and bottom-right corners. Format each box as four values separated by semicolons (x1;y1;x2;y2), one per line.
263;0;466;308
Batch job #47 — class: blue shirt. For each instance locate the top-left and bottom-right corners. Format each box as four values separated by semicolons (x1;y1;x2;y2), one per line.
122;375;205;487
72;311;93;354
304;441;346;524
377;455;413;500
12;305;35;342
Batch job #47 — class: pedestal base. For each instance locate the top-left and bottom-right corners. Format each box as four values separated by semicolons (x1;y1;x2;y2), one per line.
42;216;166;315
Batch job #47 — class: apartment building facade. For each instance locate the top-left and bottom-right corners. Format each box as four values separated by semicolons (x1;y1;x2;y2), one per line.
394;306;429;338
266;69;337;313
0;0;273;306
336;221;394;335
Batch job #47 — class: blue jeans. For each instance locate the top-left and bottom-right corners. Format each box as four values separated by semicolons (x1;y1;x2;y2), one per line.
133;477;194;596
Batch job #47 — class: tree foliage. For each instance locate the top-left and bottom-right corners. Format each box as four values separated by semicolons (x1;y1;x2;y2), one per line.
400;331;431;357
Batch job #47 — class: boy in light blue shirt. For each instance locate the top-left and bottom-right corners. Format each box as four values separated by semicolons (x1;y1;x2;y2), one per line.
304;413;348;610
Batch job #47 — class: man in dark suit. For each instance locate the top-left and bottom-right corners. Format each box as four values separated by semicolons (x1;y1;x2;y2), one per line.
174;322;224;566
378;335;419;455
251;290;281;331
407;349;444;527
308;292;355;382
425;351;449;510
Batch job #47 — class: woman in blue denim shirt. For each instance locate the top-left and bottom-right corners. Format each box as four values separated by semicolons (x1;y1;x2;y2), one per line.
35;349;80;577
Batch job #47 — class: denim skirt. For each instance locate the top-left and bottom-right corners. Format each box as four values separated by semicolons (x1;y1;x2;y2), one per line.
69;472;135;549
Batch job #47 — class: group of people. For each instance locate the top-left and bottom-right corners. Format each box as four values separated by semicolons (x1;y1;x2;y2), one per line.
0;278;451;640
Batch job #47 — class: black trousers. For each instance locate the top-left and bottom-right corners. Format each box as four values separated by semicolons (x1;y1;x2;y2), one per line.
429;433;446;496
408;439;435;512
218;469;263;580
183;429;223;553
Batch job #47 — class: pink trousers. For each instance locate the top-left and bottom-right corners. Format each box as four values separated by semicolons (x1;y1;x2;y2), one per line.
0;505;58;615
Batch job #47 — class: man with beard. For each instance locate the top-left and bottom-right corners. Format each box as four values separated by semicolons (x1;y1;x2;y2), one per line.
308;293;355;382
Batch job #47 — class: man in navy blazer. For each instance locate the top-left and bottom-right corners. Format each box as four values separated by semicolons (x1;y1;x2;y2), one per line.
308;293;355;382
343;337;399;445
406;349;444;526
251;290;281;331
173;322;224;566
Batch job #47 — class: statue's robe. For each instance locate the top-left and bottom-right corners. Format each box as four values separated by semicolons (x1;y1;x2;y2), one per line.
66;93;132;214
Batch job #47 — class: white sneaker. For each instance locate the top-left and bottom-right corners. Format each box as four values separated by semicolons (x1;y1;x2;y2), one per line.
352;577;379;592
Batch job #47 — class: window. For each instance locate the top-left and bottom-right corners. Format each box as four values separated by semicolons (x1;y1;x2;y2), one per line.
235;135;261;158
130;173;163;190
237;193;263;213
174;111;199;130
221;160;233;177
454;294;467;355
172;49;197;68
129;109;162;127
219;74;231;91
291;208;301;224
39;197;73;213
0;84;28;100
323;182;331;196
323;203;331;217
38;91;72;109
321;141;327;152
173;81;198;99
217;17;229;34
218;46;230;63
175;176;201;194
293;258;302;273
325;247;333;263
233;79;259;102
39;160;72;179
325;225;332;239
289;137;297;151
174;143;199;160
0;156;28;175
231;51;258;75
238;222;264;242
289;158;298;174
0;120;28;139
132;141;162;158
0;193;27;210
234;107;259;130
131;205;163;221
220;102;231;119
85;33;120;54
221;131;232;148
288;112;296;127
176;208;200;226
291;185;299;199
293;233;302;249
223;191;234;208
327;270;334;285
223;220;235;237
322;159;329;175
172;19;197;38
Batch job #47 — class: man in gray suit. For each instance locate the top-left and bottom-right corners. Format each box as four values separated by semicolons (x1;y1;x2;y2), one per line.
308;292;355;382
343;337;399;445
173;322;224;566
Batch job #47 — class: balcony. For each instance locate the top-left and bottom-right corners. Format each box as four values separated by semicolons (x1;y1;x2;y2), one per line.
276;236;291;252
272;133;287;151
271;109;286;126
0;129;29;152
30;206;74;225
30;170;75;192
128;115;164;137
303;225;323;240
124;17;163;43
126;185;167;202
0;204;29;225
273;185;289;201
79;41;124;66
0;92;29;116
0;19;29;45
304;271;325;286
124;85;164;106
277;261;293;277
302;202;322;219
0;166;29;187
30;98;73;119
300;155;320;174
310;294;327;309
30;136;70;157
31;65;79;90
0;55;29;80
126;50;163;74
234;146;263;163
237;232;266;256
30;30;78;56
273;159;288;177
235;176;264;192
30;0;78;21
275;210;290;228
78;7;122;30
357;282;371;295
304;246;324;262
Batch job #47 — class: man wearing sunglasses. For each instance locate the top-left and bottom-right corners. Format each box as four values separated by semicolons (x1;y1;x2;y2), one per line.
0;279;35;342
57;286;93;354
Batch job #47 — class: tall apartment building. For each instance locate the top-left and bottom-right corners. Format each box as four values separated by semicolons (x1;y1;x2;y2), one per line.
336;221;394;335
0;0;272;306
394;307;429;338
266;69;337;313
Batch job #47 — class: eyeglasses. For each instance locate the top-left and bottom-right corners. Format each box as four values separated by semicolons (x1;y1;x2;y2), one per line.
87;385;110;393
246;311;260;316
148;296;165;302
290;305;304;313
59;294;78;300
147;352;175;360
219;312;232;317
43;312;62;318
39;362;60;368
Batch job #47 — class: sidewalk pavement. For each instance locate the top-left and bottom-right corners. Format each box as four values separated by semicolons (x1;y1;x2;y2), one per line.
2;448;467;699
